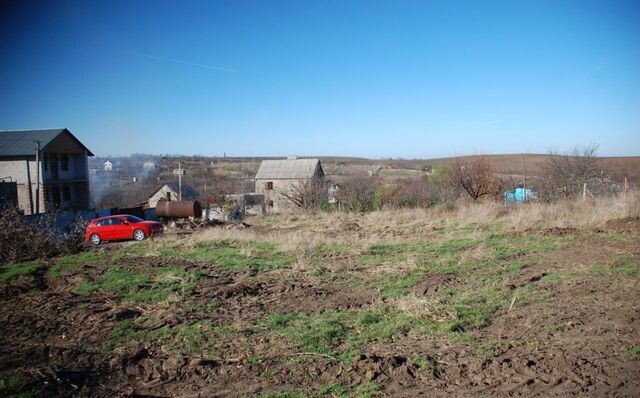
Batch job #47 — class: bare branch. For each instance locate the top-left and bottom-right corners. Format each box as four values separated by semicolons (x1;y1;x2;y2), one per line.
447;158;496;201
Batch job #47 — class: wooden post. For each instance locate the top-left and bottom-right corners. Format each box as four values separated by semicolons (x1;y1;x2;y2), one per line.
25;160;34;214
624;177;628;216
521;155;526;202
34;140;41;213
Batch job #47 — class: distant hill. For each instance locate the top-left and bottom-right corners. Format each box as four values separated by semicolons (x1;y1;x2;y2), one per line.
362;154;640;178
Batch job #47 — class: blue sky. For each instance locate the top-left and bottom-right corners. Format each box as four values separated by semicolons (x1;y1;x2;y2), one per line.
0;0;639;158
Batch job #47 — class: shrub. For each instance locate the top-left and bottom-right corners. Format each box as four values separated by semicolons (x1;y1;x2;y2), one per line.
0;206;84;264
446;157;497;201
335;176;380;212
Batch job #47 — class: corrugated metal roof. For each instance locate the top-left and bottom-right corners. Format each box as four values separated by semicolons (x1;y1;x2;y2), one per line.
255;158;323;179
0;128;94;157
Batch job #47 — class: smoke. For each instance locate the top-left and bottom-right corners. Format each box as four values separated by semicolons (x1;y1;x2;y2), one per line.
89;156;160;208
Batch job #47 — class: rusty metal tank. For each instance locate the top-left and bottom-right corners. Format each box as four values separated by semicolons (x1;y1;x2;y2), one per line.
155;200;202;218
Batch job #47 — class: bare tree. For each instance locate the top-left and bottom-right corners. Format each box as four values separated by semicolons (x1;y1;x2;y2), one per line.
447;157;496;201
276;178;326;212
336;176;380;212
374;178;436;209
542;144;600;198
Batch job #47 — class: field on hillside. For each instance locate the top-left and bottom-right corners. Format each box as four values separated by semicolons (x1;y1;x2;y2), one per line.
1;201;639;397
158;154;640;184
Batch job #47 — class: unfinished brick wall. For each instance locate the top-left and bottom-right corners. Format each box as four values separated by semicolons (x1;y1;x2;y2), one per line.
0;160;44;214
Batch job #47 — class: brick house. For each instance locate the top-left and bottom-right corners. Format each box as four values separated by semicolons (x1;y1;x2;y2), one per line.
0;128;94;214
255;158;325;213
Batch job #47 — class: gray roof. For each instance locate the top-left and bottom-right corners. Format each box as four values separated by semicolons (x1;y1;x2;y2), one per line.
255;158;323;179
0;128;94;157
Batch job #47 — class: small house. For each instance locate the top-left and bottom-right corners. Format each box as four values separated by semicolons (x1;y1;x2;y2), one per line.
147;184;179;208
146;182;200;208
255;158;325;213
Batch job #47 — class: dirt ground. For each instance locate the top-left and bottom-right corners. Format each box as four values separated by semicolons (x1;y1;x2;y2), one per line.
0;217;639;397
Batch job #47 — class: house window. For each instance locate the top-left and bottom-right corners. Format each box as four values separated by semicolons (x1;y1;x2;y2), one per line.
266;181;273;190
62;186;71;201
61;155;69;171
52;187;61;208
51;155;59;180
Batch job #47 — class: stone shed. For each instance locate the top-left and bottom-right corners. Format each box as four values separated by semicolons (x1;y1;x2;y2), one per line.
255;158;325;213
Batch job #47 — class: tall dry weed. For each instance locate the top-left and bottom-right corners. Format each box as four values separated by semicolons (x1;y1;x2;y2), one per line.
188;192;637;253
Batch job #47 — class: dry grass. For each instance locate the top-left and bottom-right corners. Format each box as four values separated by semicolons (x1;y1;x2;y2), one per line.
394;294;457;323
190;192;638;251
361;192;638;232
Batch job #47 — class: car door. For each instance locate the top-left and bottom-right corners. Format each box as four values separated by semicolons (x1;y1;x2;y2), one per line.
100;218;117;240
92;219;109;240
109;217;128;240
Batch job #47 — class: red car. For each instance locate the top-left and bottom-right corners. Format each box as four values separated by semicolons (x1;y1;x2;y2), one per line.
85;215;162;245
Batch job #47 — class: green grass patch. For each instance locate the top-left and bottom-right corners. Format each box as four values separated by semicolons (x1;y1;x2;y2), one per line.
259;392;310;398
0;262;40;280
263;307;415;358
179;240;295;271
367;239;475;257
310;243;355;257
0;376;21;392
75;265;206;303
257;382;380;398
104;318;232;354
75;269;150;295
316;384;348;397
360;233;571;279
589;255;638;277
626;345;640;359
377;269;426;298
367;243;412;255
446;287;511;331
486;234;573;260
49;252;106;277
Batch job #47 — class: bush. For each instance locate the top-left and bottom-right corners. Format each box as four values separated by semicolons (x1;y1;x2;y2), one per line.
541;145;600;199
335;176;380;212
0;206;84;265
373;178;441;209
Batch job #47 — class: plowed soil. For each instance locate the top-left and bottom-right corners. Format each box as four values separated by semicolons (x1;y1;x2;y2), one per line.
1;218;639;397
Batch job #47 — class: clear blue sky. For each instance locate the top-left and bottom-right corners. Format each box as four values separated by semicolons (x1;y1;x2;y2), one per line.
1;0;639;158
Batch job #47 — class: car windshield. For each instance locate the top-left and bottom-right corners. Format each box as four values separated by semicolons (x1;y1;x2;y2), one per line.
124;215;144;223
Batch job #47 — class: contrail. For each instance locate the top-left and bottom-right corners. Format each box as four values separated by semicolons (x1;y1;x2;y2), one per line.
131;52;236;73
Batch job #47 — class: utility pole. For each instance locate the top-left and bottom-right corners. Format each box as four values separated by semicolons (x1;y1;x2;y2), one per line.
173;161;186;201
34;140;41;213
178;161;182;201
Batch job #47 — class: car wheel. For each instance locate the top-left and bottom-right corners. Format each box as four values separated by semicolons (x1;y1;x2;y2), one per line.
90;233;102;245
133;229;146;241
